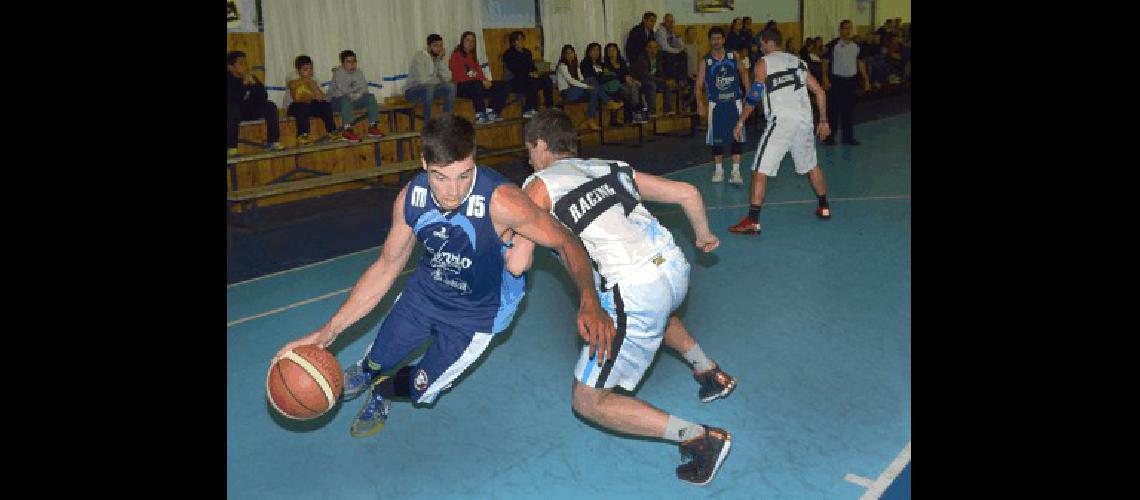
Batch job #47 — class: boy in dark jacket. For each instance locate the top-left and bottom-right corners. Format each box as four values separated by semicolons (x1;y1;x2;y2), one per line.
227;50;283;155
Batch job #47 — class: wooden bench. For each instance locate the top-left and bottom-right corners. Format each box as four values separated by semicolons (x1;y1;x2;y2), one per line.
226;131;421;191
228;160;421;228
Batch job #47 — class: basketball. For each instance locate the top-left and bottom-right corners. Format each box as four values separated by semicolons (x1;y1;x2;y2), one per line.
266;345;344;420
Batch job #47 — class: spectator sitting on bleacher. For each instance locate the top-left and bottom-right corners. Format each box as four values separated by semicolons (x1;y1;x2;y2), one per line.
604;42;648;124
556;44;619;132
405;34;456;124
285;55;340;146
503;31;554;119
581;42;629;127
625;11;657;68
227;50;283;156
450;31;510;125
328;49;384;142
630;40;676;117
655;13;689;89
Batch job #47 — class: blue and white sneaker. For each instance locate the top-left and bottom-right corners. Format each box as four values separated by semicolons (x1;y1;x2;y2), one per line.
342;360;377;401
475;112;490;125
350;381;391;439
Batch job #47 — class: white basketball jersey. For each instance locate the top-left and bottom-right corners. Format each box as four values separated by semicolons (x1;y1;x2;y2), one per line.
524;158;678;286
760;51;812;123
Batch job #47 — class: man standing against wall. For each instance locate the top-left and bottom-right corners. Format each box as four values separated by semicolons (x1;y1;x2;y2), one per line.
821;20;871;146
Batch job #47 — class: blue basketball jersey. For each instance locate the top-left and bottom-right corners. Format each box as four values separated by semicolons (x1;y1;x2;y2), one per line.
703;51;742;103
401;166;525;333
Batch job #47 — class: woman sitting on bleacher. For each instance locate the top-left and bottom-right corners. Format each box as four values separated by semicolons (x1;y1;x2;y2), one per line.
603;43;647;125
286;55;341;146
556;44;620;132
580;43;629;127
450;31;511;125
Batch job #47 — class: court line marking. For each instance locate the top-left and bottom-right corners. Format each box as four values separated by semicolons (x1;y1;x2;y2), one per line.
844;474;874;488
226;193;910;328
850;441;911;500
227;268;414;328
227;245;380;289
226;111;910;291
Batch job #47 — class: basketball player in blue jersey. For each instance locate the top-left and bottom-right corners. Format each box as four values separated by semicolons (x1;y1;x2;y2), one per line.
728;28;832;236
510;110;738;486
273;115;614;439
694;26;750;185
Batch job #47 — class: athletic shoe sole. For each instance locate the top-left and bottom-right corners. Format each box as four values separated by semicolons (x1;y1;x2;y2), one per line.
700;378;737;403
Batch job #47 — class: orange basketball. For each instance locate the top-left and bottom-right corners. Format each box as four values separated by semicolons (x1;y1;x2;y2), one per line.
266;345;344;420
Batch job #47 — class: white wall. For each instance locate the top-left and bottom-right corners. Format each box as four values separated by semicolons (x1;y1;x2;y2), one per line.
482;0;538;28
663;0;800;25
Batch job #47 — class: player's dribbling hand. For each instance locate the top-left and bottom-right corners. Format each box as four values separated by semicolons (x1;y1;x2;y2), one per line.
273;329;334;363
696;233;720;253
733;122;744;142
817;122;831;140
577;299;615;367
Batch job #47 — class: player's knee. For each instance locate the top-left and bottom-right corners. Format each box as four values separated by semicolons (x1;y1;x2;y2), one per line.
571;381;606;418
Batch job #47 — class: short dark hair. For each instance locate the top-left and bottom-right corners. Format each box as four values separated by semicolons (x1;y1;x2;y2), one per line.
427;34;442;45
743;16;752;23
339;50;356;63
839;19;852;29
509;31;525;44
643;11;657;22
708;26;725;39
294;54;312;70
227;50;245;65
759;28;782;46
421;115;476;167
524;109;577;156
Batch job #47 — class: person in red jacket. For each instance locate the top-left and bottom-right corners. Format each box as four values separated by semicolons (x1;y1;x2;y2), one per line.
450;31;511;124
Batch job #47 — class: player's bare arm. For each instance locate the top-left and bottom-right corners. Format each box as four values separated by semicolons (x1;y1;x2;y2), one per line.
734;59;766;141
805;72;831;139
491;182;616;364
633;171;720;253
274;185;418;360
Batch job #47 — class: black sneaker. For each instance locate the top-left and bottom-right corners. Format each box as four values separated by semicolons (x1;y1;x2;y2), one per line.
676;426;733;486
695;366;737;402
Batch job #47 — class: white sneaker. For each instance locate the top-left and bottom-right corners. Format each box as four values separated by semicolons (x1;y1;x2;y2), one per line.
728;170;743;185
522;110;538;119
711;168;724;183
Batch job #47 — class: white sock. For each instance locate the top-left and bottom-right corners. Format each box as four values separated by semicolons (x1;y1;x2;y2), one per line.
663;415;706;443
684;344;716;373
732;163;741;174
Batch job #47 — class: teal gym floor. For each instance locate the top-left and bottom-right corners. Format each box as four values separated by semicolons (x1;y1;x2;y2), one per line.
227;113;911;499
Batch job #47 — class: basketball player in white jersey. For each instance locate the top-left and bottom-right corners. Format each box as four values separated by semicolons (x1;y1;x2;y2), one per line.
509;109;737;486
728;28;833;236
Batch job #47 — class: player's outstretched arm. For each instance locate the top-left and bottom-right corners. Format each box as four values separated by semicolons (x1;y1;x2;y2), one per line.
734;59;767;142
493;181;616;365
633;171;720;253
805;72;831;140
274;185;418;360
694;61;707;116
